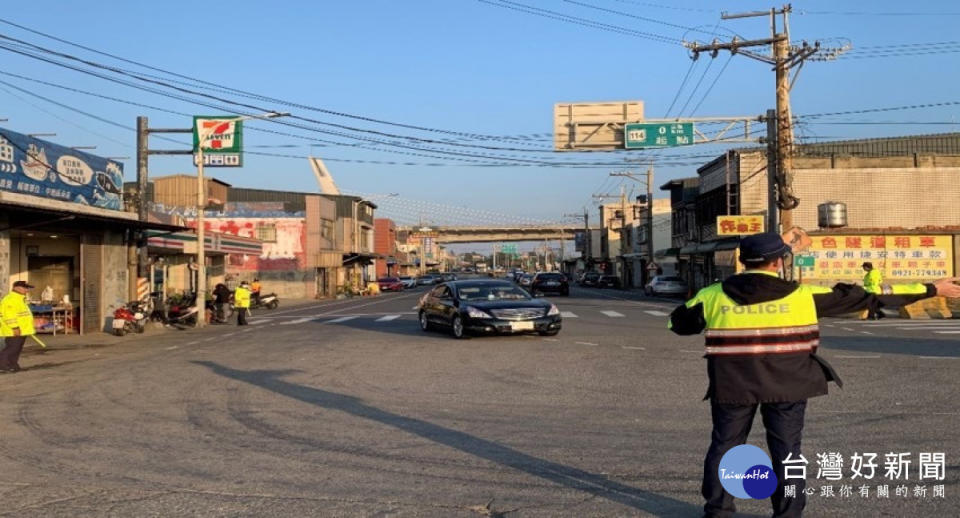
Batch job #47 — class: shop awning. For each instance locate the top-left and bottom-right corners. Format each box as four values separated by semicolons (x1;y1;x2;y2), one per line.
713;238;741;251
1;191;184;233
695;242;718;254
343;252;379;266
655;247;680;258
678;244;698;255
146;229;262;256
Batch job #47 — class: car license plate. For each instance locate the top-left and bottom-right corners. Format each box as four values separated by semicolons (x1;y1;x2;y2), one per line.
545;281;558;286
112;319;126;329
511;321;534;331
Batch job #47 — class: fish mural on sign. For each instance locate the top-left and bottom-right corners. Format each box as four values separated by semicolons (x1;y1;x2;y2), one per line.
0;127;124;211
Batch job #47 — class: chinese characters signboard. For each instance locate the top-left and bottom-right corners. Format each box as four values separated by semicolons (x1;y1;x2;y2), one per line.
193;116;244;167
0;127;124;210
624;122;694;149
716;215;765;236
800;235;954;282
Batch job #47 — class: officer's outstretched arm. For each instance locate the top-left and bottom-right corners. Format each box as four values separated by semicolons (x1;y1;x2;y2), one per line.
668;300;706;335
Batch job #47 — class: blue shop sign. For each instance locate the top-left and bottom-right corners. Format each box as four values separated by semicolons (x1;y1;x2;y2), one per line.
0;127;124;211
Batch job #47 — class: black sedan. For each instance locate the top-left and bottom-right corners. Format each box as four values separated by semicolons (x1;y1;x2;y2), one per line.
530;272;569;296
418;280;562;339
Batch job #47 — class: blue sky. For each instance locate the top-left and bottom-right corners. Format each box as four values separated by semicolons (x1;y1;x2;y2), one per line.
2;0;959;237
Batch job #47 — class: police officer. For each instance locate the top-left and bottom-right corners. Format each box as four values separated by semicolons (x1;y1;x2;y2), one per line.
669;233;960;518
862;262;884;318
234;282;251;326
0;281;36;373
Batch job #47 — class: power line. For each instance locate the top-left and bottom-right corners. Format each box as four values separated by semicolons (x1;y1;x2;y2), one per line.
477;0;680;45
799;9;960;16
799;100;960;119
560;0;726;37
609;0;714;13
687;54;733;117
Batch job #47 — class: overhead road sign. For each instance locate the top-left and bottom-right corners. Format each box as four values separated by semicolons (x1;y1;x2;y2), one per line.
625;122;694;149
553;101;644;151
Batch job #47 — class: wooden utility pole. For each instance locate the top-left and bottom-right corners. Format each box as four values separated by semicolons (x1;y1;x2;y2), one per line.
685;4;829;232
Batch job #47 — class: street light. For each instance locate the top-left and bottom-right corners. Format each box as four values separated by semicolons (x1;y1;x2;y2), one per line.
194;111;288;327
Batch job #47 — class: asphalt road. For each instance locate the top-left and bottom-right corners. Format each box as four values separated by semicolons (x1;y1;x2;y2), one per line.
0;285;957;517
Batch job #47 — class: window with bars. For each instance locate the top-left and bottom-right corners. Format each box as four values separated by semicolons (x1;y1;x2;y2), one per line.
255;223;277;243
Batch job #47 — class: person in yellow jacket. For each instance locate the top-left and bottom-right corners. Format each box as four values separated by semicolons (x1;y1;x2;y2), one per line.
0;281;35;373
234;282;251;326
862;262;883;293
669;233;960;518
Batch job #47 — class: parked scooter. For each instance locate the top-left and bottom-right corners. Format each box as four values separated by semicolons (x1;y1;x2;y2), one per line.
251;292;279;310
111;300;149;336
164;293;201;327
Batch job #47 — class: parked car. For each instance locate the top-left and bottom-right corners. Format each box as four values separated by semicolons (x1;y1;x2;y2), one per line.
377;277;404;292
399;276;418;289
645;275;688;297
530;272;569;296
597;275;621;289
417;275;438;286
518;273;534;288
441;273;458;282
511;270;526;283
418;280;562;338
580;272;601;287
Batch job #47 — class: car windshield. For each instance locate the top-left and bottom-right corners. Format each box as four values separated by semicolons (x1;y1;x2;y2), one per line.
457;285;531;301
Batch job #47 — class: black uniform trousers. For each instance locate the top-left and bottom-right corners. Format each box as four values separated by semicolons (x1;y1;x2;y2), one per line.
0;335;26;370
703;400;807;518
237;308;248;326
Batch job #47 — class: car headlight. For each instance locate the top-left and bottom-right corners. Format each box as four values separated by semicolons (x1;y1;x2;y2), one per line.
547;304;560;316
465;306;491;319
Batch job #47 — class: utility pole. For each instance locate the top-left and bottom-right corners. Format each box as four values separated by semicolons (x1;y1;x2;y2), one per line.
610;167;655;284
684;4;838;232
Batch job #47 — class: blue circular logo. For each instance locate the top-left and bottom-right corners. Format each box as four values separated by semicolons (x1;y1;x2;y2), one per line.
718;444;778;500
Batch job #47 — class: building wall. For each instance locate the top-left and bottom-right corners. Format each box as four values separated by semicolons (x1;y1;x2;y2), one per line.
152;175;229;208
101;230;129;331
0;214;8;293
198;216;312;299
790;167;960;230
374;219;397;278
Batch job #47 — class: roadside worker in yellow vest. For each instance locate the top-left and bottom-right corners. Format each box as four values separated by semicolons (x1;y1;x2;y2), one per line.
669;233;960;518
862;262;883;293
234;282;252;326
0;280;36;373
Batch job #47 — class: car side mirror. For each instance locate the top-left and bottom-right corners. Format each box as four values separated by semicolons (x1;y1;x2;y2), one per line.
533;293;544;298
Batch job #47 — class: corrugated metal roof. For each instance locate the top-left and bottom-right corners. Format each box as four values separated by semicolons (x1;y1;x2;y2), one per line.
736;132;960;157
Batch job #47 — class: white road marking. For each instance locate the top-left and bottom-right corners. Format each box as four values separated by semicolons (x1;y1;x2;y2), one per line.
560;311;578;318
376;314;401;322
919;356;960;360
186;341;199;346
896;327;960;331
841;327;855;331
250;320;269;325
542;338;560;342
601;310;625;318
860;331;874;335
622;346;645;350
835;355;881;359
326;316;357;324
280;317;314;326
935;331;960;334
165;345;178;350
575;341;599;346
644;310;670;317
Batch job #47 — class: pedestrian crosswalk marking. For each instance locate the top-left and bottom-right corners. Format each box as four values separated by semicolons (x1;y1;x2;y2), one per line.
327;316;357;324
251;320;269;325
280;317;314;325
376;314;401;322
601;311;625;318
560;311;578;318
935;331;960;334
644;310;669;317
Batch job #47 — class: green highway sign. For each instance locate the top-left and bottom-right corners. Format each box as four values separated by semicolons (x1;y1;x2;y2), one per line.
501;244;518;255
794;255;815;267
624;122;694;149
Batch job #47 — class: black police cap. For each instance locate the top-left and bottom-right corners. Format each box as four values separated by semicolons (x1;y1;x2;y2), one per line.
739;232;791;264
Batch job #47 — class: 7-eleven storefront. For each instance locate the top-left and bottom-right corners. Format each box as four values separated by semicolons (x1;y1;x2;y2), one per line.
146;230;262;297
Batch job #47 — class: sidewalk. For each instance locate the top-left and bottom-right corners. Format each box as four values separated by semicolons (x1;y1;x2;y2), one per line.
20;298;320;356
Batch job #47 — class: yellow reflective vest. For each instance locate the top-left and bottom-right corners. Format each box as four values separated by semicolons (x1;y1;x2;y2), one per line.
234;287;251;309
863;269;883;294
685;274;820;356
1;292;35;337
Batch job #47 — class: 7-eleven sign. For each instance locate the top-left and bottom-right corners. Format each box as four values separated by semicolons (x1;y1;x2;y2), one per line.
193;116;243;153
193;116;244;167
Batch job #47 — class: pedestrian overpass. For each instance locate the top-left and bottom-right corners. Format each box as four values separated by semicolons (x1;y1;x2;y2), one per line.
395;224;590;243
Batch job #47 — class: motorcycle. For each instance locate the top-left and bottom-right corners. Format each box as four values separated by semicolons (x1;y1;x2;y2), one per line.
112;300;149;336
163;293;201;327
251;292;279;310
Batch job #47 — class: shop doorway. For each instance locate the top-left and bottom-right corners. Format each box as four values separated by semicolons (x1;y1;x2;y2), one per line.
27;256;74;304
